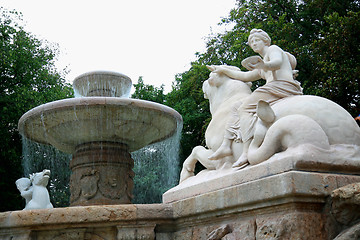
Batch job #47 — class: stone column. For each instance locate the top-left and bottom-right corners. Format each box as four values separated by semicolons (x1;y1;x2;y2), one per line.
70;142;134;206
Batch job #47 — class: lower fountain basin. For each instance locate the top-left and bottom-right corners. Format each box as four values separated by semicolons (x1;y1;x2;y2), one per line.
18;97;182;154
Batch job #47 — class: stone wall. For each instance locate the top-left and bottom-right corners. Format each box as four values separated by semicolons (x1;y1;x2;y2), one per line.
1;163;360;239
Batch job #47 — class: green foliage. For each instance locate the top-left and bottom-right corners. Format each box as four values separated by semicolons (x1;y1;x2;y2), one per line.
0;8;73;211
309;11;360;114
132;76;166;103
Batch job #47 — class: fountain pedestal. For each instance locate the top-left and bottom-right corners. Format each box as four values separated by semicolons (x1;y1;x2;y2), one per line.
70;142;134;206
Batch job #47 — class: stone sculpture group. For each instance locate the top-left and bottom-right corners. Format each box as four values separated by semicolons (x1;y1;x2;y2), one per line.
15;169;53;210
180;29;360;183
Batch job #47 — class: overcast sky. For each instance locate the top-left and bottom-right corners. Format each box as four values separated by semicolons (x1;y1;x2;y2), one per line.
2;0;236;92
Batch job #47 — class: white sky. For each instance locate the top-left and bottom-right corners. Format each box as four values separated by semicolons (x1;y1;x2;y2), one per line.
2;0;236;92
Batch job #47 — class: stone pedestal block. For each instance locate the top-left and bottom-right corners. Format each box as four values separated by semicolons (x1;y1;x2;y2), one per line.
70;142;134;206
163;156;360;239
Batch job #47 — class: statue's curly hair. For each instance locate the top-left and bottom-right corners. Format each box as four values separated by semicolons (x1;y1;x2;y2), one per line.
248;29;271;46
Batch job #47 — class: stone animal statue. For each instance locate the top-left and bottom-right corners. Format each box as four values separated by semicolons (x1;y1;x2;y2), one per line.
179;69;360;183
16;169;53;210
180;70;251;182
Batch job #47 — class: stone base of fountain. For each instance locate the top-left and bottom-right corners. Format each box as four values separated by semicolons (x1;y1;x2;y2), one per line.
70;142;134;206
2;156;360;239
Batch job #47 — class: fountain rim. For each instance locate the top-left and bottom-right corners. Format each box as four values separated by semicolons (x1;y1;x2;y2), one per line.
18;97;182;153
18;97;182;122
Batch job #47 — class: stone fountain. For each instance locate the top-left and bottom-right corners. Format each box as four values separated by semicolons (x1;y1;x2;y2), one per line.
2;29;360;239
17;71;182;206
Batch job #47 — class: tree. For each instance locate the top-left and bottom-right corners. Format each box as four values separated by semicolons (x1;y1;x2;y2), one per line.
132;76;166;103
0;8;73;211
309;11;360;115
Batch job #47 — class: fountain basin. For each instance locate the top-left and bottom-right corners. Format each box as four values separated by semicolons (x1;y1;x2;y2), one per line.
18;97;182;154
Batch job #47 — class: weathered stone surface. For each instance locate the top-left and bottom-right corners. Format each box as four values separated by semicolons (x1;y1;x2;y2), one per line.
206;224;231;240
331;182;360;226
334;222;360;240
136;204;173;219
255;212;326;240
35;228;87;240
1;205;138;228
164;170;360;240
117;225;155;240
230;219;256;240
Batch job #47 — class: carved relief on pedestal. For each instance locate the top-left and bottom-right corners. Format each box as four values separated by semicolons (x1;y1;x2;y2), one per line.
98;165;134;202
69;142;135;205
70;168;99;204
80;169;100;200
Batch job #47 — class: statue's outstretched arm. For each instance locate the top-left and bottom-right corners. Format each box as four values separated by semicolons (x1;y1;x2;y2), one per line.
208;65;261;82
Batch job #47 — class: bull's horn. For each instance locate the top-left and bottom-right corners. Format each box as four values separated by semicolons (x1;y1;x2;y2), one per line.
206;65;216;72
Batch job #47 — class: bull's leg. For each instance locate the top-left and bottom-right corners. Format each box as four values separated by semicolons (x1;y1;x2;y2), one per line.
180;146;216;183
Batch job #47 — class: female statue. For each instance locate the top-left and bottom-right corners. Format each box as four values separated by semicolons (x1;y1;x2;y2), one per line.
208;29;303;167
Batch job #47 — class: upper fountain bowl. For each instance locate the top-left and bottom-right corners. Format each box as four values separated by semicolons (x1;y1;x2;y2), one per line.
73;71;132;97
18;71;182;154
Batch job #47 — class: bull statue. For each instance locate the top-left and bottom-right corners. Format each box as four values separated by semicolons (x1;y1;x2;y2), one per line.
179;29;360;183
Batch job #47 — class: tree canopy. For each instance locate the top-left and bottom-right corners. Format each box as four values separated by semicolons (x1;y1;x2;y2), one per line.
0;8;73;211
132;76;166;103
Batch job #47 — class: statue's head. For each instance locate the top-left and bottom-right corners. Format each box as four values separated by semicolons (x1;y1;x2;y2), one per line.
248;29;271;47
30;169;51;187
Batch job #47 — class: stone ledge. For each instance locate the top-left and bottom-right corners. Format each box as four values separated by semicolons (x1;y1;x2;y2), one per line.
0;204;173;229
163;154;360;203
170;171;360;220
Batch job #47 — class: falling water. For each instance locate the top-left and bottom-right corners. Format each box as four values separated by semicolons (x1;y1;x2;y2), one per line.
132;120;182;203
20;117;182;206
